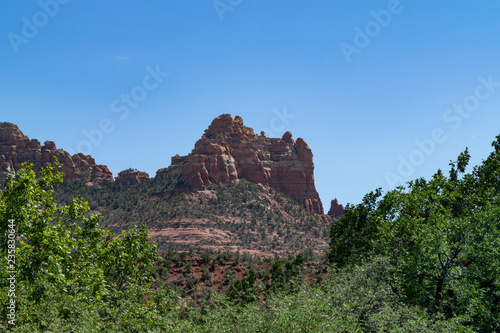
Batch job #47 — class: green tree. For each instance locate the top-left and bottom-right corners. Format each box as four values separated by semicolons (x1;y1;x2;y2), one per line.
328;188;384;267
329;134;500;331
0;160;159;330
227;268;260;305
264;254;304;295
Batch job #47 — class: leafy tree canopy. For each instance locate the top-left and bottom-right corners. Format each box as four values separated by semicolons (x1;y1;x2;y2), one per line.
329;134;500;331
0;159;160;331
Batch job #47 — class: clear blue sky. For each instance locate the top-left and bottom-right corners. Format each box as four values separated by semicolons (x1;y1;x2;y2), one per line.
1;1;500;208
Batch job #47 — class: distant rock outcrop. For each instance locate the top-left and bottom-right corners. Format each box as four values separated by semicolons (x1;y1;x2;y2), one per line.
327;198;345;218
0;122;113;186
165;114;324;214
115;169;150;187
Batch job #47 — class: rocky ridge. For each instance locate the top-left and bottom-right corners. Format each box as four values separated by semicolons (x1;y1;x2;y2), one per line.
0;122;113;186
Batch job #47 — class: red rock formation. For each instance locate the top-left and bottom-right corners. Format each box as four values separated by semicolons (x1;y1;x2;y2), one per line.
115;169;150;187
327;198;345;218
0;119;328;216
166;114;324;214
0;122;113;186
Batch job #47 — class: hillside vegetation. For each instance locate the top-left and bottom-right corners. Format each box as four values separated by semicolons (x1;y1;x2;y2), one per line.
55;172;330;256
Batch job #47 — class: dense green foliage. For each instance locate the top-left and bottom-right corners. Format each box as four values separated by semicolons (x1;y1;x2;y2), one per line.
329;135;500;332
225;254;305;305
164;257;465;332
0;161;164;331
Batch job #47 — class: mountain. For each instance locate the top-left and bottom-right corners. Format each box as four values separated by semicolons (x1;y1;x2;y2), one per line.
0;116;339;256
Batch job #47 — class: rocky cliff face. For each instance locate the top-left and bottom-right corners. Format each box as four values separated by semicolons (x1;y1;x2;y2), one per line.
327;198;345;218
166;114;324;214
0;122;113;186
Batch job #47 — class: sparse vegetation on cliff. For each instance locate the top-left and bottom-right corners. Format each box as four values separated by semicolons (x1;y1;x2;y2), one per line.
55;174;331;257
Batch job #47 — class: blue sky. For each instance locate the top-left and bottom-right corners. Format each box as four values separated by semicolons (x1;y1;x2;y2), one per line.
1;1;500;208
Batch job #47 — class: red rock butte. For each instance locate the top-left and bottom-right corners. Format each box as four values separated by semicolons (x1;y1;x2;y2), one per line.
161;114;324;214
115;169;150;187
0;122;113;186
